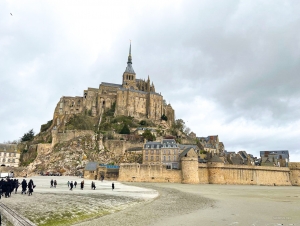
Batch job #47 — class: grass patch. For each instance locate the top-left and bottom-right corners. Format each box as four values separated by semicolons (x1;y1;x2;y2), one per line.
35;209;110;226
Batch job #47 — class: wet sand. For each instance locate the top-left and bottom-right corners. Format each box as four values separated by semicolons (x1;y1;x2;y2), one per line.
77;183;300;226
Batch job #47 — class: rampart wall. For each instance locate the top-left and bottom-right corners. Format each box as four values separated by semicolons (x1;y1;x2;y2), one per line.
119;163;182;183
289;162;300;186
119;162;293;186
52;130;95;147
103;140;143;156
199;163;291;186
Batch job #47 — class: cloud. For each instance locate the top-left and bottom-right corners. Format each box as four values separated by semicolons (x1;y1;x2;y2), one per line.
1;0;300;161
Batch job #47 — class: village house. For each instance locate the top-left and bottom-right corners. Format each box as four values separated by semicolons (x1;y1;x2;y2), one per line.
0;144;20;167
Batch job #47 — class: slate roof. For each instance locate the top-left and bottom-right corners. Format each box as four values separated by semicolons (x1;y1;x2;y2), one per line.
208;155;224;163
179;147;195;158
231;155;243;165
178;144;199;150
144;139;178;149
101;82;122;88
84;162;99;171
125;63;135;74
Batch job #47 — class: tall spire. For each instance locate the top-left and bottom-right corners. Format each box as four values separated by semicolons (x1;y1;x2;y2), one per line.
124;41;135;74
127;41;132;64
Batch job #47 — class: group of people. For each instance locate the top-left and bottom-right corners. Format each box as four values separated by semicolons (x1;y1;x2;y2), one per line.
0;178;35;198
67;180;85;190
65;180;114;191
50;179;57;188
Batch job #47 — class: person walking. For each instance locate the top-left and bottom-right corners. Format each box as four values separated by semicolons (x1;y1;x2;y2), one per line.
67;181;70;188
112;182;114;191
27;179;35;196
80;181;84;190
14;179;20;194
21;179;27;195
91;181;96;190
74;181;77;188
50;179;53;188
70;181;73;191
54;180;57;188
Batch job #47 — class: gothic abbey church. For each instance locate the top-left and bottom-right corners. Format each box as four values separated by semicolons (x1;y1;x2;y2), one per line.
52;44;175;127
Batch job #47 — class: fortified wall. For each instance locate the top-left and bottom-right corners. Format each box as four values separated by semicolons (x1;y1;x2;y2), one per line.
119;162;294;186
51;129;95;147
103;140;143;156
289;162;300;186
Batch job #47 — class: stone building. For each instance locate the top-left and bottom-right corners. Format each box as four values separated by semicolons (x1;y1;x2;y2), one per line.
260;150;289;167
143;139;180;169
52;43;175;131
197;135;224;154
0;144;20;167
142;139;199;170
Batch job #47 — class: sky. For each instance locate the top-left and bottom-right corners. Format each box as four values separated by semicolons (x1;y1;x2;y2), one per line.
1;0;300;161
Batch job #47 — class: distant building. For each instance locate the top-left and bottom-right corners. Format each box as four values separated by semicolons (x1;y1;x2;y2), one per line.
0;144;20;167
260;150;289;167
142;139;198;169
143;139;180;169
197;135;224;155
134;127;157;136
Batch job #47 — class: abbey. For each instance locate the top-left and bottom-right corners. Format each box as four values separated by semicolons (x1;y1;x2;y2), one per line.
52;44;175;128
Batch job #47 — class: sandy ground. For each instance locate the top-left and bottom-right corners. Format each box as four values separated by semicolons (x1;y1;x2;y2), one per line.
1;176;300;226
0;176;158;225
76;183;300;226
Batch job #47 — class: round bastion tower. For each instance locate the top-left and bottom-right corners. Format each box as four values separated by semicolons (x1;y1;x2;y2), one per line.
181;157;199;184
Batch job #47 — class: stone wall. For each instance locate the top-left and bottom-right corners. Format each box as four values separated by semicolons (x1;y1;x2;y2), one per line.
199;163;291;186
103;140;144;157
52;130;95;147
84;170;97;180
97;166;119;181
118;163;182;183
289;162;300;186
119;162;293;186
181;157;199;184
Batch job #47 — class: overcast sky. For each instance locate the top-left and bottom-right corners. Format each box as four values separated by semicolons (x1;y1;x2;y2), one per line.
1;0;300;161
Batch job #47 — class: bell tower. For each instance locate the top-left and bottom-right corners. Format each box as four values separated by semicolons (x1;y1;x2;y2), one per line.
122;42;136;89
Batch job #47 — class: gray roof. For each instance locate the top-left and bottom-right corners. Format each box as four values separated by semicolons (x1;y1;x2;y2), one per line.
162;139;176;144
84;162;99;171
179;147;195;158
178;144;199;150
101;82;122;88
208;155;224;163
144;139;178;149
125;63;135;74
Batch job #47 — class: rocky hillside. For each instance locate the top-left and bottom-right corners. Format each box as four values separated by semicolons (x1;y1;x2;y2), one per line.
26;134;142;176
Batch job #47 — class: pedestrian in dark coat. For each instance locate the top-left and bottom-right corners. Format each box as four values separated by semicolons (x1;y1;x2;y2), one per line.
70;181;73;191
50;179;53;188
54;180;57;188
74;181;77;188
14;179;20;194
91;181;96;190
112;182;114;191
21;179;27;194
2;180;9;198
28;179;34;196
